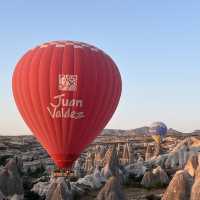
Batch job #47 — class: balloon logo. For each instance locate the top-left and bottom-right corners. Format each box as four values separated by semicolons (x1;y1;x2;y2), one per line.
12;41;122;168
149;122;167;144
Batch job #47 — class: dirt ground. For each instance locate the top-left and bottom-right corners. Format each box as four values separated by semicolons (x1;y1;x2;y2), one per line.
80;186;165;200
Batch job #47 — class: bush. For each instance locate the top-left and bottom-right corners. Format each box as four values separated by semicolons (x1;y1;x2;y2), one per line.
0;155;13;166
24;191;45;200
27;165;46;178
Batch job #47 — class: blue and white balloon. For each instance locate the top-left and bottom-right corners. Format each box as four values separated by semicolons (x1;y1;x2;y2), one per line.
149;122;167;143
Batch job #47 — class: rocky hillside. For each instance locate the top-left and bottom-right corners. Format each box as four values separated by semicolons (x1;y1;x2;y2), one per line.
1;128;200;199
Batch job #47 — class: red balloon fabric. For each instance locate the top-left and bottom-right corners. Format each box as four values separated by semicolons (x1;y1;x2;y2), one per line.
12;41;122;169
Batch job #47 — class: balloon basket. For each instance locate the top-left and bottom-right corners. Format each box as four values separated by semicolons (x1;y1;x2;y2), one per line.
53;169;74;178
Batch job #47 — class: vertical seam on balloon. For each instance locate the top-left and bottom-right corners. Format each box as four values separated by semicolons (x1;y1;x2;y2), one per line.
78;49;106;150
59;45;65;154
91;52;111;132
58;45;64;154
37;48;54;150
18;51;42;139
12;59;26;129
66;45;76;159
49;45;62;154
87;52;114;143
28;48;50;149
98;57;120;134
76;48;99;152
104;59;122;127
12;53;37;136
37;47;55;153
68;46;89;159
44;46;58;153
60;47;66;154
60;45;67;156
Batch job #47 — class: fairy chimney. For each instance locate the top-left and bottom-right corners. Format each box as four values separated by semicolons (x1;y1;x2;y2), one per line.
84;152;95;174
0;158;23;197
162;170;193;200
96;176;127;200
95;145;107;167
102;145;119;177
141;166;169;188
184;154;199;177
190;165;200;200
46;177;73;200
145;144;154;161
121;144;130;165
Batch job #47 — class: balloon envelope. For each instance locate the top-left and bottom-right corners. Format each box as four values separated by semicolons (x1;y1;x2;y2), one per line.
149;122;167;139
12;41;122;168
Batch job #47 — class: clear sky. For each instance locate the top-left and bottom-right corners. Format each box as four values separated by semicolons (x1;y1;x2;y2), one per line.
1;0;200;135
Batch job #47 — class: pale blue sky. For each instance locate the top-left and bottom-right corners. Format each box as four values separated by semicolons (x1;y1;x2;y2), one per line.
1;0;200;134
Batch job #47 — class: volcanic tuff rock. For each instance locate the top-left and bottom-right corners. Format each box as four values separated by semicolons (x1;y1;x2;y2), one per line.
145;144;155;161
0;158;23;198
2;130;200;199
84;152;95;174
73;158;84;178
190;166;200;200
144;137;200;173
0;190;6;200
184;154;199;177
101;145;119;178
141;166;169;188
46;177;73;200
120;143;135;165
31;181;50;197
162;170;193;200
96;176;127;200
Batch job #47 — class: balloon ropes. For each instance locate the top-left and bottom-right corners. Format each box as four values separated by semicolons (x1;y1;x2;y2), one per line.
12;41;122;172
149;122;167;144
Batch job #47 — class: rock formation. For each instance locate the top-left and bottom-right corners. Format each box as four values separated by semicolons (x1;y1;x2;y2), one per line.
141;166;169;188
73;158;84;178
96;176;127;200
101;145;119;178
184;154;199;177
31;181;50;197
84;152;95;174
162;170;193;200
120;144;130;165
0;158;23;198
77;174;102;190
120;143;135;165
190;165;200;200
145;137;200;172
0;190;6;200
46;177;73;200
145;144;154;161
94;145;107;167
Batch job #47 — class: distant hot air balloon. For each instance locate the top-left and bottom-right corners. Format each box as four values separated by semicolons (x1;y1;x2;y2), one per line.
149;122;167;144
12;41;122;169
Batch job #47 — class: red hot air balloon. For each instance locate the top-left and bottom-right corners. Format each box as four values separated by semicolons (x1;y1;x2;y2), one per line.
12;41;122;169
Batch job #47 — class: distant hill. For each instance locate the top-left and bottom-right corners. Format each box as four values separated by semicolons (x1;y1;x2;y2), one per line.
101;129;127;136
101;127;149;136
102;127;188;136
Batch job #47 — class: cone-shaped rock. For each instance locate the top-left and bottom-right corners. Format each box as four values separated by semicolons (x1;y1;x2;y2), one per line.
184;154;199;177
96;176;127;200
190;166;200;200
84;152;95;174
0;158;23;197
141;166;169;188
95;145;107;167
46;177;73;200
162;170;193;200
145;144;154;161
102;145;119;178
121;144;130;165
